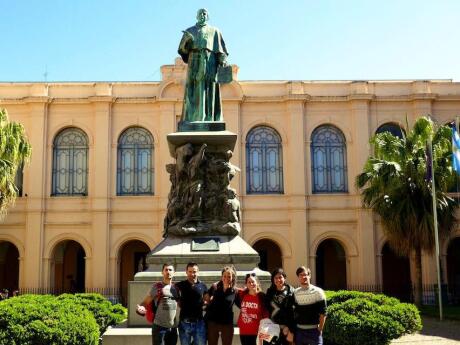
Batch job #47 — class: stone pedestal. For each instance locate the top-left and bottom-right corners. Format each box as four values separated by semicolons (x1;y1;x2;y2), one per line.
127;131;270;327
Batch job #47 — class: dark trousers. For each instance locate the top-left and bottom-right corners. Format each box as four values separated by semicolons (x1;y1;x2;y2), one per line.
207;321;234;345
152;324;178;345
295;328;323;345
240;334;257;345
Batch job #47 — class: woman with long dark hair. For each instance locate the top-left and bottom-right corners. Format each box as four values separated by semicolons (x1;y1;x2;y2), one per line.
265;268;294;345
237;272;268;345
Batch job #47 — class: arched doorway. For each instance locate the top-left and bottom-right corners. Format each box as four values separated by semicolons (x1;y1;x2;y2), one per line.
253;239;282;273
119;240;150;305
381;242;411;301
0;241;20;293
316;239;347;290
52;240;85;293
447;237;460;303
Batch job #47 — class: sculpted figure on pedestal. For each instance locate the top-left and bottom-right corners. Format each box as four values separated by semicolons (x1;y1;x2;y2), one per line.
163;143;241;237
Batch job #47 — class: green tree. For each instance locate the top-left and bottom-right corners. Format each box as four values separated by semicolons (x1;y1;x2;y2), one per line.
356;116;456;306
0;108;31;218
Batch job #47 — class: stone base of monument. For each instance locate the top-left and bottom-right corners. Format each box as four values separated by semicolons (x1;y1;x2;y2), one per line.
127;235;271;327
102;325;243;345
177;121;226;132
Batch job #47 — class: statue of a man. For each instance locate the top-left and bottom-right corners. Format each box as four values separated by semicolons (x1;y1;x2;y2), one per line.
178;9;228;128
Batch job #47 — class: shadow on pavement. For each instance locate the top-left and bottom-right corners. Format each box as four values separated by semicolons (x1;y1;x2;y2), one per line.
419;317;460;341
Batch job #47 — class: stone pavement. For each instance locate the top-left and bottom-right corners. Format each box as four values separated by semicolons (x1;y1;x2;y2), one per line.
391;317;460;345
104;316;460;345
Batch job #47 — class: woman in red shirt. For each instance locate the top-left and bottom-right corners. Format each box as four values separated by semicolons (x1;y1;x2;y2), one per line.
237;272;268;345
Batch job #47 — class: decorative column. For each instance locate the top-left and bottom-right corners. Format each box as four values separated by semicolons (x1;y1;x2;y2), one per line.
285;95;308;275
89;88;113;289
23;94;49;288
349;86;377;285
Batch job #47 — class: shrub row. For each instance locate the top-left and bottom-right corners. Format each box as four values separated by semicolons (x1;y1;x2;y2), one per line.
0;290;420;345
324;290;422;345
0;293;126;345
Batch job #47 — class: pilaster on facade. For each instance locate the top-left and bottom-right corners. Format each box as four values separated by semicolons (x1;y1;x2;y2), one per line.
91;99;113;288
285;99;308;269
412;99;433;121
23;101;48;288
349;97;378;285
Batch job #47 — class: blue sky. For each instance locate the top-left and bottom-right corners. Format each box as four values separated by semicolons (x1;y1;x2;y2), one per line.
0;0;459;82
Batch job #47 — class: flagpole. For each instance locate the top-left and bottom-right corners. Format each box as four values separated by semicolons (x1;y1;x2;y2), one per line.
456;117;459;204
429;138;443;321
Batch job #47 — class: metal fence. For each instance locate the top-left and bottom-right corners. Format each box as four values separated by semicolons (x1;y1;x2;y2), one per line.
3;284;459;306
11;287;122;305
346;283;460;305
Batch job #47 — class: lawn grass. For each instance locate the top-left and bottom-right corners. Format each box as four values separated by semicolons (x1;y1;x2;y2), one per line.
419;305;460;321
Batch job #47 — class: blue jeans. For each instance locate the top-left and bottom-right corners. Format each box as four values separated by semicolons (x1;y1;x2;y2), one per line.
178;319;206;345
295;328;323;345
152;324;178;345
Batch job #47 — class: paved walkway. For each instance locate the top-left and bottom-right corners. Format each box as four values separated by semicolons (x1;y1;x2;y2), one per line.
391;317;460;344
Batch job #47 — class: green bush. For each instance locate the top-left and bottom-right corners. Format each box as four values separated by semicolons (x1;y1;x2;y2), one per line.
0;293;127;345
323;290;422;345
0;294;99;345
57;293;126;335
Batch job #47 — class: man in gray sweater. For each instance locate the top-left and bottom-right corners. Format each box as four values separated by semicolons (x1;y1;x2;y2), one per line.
288;266;327;345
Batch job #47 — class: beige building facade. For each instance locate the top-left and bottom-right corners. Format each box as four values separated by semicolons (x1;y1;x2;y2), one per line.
1;58;460;303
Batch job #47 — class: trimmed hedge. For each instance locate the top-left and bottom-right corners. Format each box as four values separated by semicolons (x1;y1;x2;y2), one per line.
324;290;422;345
57;293;126;335
0;293;127;345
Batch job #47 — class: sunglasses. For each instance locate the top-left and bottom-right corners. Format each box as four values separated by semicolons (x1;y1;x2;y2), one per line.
245;272;256;279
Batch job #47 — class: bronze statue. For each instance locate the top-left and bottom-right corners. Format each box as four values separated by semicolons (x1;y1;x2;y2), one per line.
178;8;230;131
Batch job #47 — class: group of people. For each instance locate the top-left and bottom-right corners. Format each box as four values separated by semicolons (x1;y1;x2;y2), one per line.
136;263;327;345
0;289;18;301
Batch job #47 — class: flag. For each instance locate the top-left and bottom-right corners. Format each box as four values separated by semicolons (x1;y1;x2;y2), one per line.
452;126;460;174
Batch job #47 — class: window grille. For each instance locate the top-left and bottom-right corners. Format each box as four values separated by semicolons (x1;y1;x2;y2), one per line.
117;127;154;196
246;126;283;194
52;128;88;196
311;125;348;193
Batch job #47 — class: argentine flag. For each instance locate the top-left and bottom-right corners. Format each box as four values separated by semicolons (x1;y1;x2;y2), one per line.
453;126;460;174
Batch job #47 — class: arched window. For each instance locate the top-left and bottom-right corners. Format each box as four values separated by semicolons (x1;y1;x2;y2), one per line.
376;123;405;139
246;126;283;194
117;127;154;196
311;125;347;193
52;128;88;196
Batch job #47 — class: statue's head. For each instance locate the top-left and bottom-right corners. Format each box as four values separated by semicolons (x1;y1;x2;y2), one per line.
196;8;209;25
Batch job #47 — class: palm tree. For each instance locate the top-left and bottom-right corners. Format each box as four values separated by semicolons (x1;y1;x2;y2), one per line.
356;116;456;306
0;108;31;218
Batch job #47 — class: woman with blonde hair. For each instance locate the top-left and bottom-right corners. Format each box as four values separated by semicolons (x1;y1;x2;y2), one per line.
205;266;238;345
